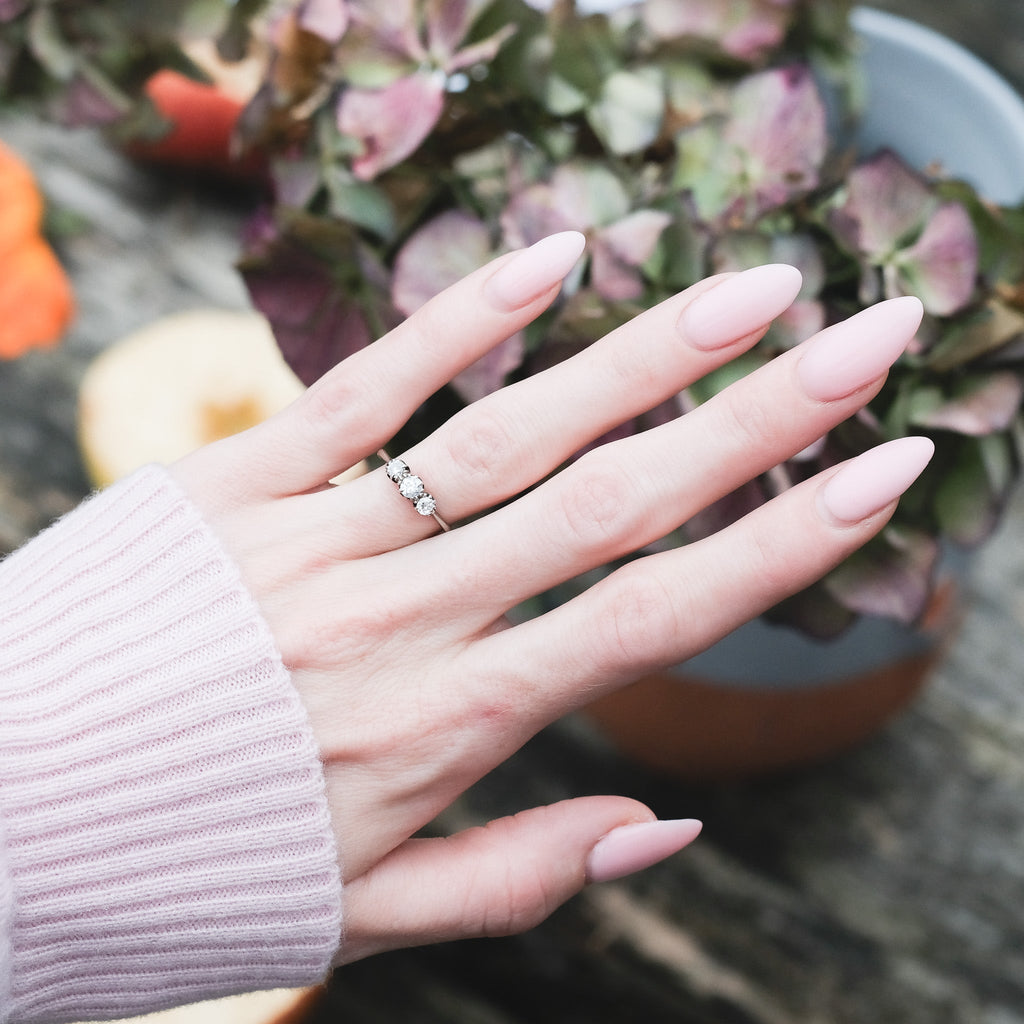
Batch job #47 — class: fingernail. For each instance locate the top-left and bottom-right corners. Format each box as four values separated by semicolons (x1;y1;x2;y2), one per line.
797;296;923;401
678;264;803;351
484;231;586;311
820;437;935;524
586;819;703;884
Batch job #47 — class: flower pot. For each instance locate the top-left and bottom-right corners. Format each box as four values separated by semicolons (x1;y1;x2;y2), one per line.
584;8;1024;779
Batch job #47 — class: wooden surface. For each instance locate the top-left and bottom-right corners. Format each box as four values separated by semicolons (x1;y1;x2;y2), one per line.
4;5;1024;1021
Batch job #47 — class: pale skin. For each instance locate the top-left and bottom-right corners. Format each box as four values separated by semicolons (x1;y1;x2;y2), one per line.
170;232;932;964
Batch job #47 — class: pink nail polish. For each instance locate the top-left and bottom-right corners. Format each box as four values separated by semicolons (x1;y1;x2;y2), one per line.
797;296;924;401
820;437;935;524
483;231;586;311
678;264;803;351
585;819;703;884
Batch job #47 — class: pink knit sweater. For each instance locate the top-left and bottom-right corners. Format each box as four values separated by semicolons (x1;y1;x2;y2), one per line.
0;466;343;1023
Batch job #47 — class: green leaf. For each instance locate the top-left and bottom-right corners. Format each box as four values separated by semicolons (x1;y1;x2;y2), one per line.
934;440;1001;544
323;167;396;239
549;13;618;100
27;4;77;80
543;72;587;116
586;66;664;155
923;304;1024;373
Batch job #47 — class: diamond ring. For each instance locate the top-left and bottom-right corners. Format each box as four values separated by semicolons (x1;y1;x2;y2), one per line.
378;449;450;532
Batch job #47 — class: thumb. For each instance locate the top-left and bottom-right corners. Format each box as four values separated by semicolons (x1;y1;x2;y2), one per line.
336;796;701;963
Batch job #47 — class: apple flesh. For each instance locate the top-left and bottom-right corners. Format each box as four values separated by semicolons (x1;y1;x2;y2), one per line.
78;309;306;488
69;986;325;1024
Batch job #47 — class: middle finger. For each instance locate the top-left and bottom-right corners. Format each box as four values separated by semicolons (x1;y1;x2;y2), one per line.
324;263;803;554
426;295;924;624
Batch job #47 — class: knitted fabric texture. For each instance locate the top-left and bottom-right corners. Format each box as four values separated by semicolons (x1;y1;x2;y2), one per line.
0;466;342;1023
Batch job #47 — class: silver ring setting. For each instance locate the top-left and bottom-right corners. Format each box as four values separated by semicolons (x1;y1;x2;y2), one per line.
378;449;450;532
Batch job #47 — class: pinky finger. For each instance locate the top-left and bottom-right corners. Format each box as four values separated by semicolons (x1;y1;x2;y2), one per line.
335;797;701;964
484;436;936;725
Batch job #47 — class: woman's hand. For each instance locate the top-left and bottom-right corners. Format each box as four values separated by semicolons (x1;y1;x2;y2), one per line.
170;232;930;962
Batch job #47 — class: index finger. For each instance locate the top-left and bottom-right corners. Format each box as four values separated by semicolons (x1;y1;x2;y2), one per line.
200;232;587;499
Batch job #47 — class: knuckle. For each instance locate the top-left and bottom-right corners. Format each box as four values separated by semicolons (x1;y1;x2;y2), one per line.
443;401;519;491
299;370;373;438
717;392;784;454
597;568;681;673
740;515;792;595
471;819;562;938
557;452;642;553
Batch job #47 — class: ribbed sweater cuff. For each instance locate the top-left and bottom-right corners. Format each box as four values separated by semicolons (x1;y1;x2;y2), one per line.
0;466;342;1023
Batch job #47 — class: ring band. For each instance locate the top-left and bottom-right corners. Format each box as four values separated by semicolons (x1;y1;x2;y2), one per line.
378;449;450;532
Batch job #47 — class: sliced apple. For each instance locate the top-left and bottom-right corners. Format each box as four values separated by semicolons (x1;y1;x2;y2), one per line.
78;309;305;488
70;985;325;1024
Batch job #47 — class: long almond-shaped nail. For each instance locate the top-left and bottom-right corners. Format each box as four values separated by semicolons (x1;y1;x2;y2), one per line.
483;231;586;311
798;296;923;401
820;437;935;524
585;819;703;884
678;264;803;351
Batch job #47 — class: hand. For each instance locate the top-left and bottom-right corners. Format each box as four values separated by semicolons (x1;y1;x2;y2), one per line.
170;232;931;962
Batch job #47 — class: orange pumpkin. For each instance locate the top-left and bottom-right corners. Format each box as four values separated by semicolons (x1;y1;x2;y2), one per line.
0;140;74;358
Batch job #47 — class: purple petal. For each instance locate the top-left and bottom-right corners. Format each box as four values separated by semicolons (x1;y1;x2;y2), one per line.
501;164;633;249
336;72;445;180
725;66;827;212
685;478;770;541
297;0;349;42
0;0;27;20
643;0;793;62
501;185;581;249
241;230;399;386
772;299;826;349
830;150;936;258
271;157;322;208
600;210;672;266
589;210;670;301
590;240;645;301
501;192;576;249
58;74;126;127
914;372;1023;436
553;163;632;229
446;24;518;73
897;201;979;316
245;257;374;386
825;529;939;625
347;0;424;60
451;335;526;404
721;16;790;61
426;0;472;59
391;210;494;315
712;231;824;295
391;210;522;402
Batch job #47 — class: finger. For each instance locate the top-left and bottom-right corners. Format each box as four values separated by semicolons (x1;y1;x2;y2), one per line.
470;436;935;728
336;797;701;963
178;231;587;501
316;263;804;553
430;295;924;620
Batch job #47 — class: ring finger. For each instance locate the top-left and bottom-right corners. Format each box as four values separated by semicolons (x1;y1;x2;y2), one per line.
323;263;804;555
404;295;924;632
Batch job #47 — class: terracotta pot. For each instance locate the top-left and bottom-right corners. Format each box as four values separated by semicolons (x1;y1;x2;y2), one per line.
587;9;1024;778
585;575;960;779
